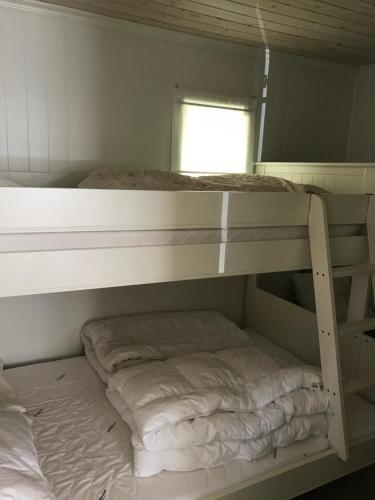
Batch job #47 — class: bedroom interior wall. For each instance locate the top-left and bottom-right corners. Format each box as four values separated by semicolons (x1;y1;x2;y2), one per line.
261;52;358;162
0;276;247;366
0;0;264;185
348;64;375;162
0;0;360;184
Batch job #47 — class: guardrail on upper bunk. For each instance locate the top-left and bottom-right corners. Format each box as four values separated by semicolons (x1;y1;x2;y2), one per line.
255;162;375;194
0;189;370;297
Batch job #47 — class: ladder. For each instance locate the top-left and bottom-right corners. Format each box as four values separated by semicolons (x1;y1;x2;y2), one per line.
308;194;375;461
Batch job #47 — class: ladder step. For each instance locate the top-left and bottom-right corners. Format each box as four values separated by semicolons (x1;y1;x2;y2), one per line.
333;263;375;279
338;317;375;336
344;373;375;394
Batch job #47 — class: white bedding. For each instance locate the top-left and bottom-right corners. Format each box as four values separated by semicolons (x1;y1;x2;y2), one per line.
5;333;375;500
0;409;55;500
0;363;55;499
81;310;248;381
79;169;326;194
5;356;329;500
107;340;328;476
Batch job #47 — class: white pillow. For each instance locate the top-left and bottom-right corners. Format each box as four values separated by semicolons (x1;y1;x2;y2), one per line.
0;409;55;499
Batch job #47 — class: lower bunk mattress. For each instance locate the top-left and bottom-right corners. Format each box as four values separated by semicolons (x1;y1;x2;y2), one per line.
5;331;375;500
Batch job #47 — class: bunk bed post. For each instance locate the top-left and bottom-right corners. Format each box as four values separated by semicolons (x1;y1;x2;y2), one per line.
367;195;375;306
308;195;350;461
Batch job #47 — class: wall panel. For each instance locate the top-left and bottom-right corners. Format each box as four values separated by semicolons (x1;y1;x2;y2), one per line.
262;52;357;162
349;64;375;162
0;1;263;179
0;276;246;366
0;1;359;180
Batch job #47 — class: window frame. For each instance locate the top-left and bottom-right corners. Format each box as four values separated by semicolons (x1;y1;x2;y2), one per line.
171;88;257;175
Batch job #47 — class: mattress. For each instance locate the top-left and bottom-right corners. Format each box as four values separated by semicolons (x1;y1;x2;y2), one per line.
5;361;327;500
5;331;375;500
0;224;362;253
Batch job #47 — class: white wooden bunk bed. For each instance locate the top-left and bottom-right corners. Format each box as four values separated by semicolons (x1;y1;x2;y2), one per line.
2;177;375;499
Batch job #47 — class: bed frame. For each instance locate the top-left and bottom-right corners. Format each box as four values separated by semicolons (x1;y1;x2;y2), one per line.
2;166;375;499
0;188;369;297
255;162;375;194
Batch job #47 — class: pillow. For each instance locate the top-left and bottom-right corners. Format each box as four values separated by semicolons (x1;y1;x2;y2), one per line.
0;409;55;499
292;272;373;323
81;310;249;375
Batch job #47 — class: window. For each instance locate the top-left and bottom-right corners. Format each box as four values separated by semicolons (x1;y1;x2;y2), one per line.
171;89;256;175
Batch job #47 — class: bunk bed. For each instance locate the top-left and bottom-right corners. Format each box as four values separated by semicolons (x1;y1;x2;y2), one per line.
2;170;375;499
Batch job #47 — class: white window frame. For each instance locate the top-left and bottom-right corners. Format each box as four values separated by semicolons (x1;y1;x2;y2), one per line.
171;88;257;175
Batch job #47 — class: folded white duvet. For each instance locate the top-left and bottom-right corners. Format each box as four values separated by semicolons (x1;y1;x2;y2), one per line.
107;342;329;476
81;310;248;382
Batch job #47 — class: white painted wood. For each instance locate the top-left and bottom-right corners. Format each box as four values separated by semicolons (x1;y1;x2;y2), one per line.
1;7;29;172
308;194;349;460
357;334;375;404
261;52;357;163
349;65;375;163
226;236;368;277
0;0;264;177
0;275;245;366
333;264;375;278
1;189;370;233
255;163;375;195
0;188;223;232
322;194;369;223
367;196;375;311
339;318;375;336
212;436;375;500
244;280;320;366
25;11;49;173
344;374;375;395
0;243;222;298
342;273;369;379
227;192;310;227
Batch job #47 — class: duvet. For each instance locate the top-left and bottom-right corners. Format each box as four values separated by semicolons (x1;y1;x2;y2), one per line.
107;343;329;477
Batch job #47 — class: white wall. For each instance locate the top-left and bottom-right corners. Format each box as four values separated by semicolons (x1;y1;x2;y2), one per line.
0;0;360;183
262;52;358;162
349;64;375;162
0;276;246;366
0;0;263;184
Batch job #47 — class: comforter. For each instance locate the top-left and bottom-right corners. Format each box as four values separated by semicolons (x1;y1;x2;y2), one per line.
106;343;329;477
81;310;249;383
79;168;326;193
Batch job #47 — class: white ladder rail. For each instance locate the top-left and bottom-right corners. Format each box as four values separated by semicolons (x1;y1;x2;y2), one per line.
308;195;350;461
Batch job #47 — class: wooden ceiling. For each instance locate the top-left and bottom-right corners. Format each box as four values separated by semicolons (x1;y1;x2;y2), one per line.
39;0;375;65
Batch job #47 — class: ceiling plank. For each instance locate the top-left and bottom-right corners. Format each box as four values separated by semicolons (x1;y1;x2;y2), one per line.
35;0;375;64
147;0;375;51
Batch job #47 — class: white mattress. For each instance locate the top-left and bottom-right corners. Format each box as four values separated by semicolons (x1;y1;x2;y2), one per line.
5;357;328;500
0;224;362;253
5;331;375;500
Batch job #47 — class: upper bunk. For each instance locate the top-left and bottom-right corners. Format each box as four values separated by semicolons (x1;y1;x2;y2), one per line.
0;177;372;298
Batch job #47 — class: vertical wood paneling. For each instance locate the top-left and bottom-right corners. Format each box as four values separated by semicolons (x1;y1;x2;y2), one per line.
262;53;357;162
0;10;8;171
1;8;29;172
0;2;358;178
349;64;375;163
46;13;68;173
66;18;104;171
25;12;49;173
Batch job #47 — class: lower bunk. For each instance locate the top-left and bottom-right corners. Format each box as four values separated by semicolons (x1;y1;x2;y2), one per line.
5;327;375;500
